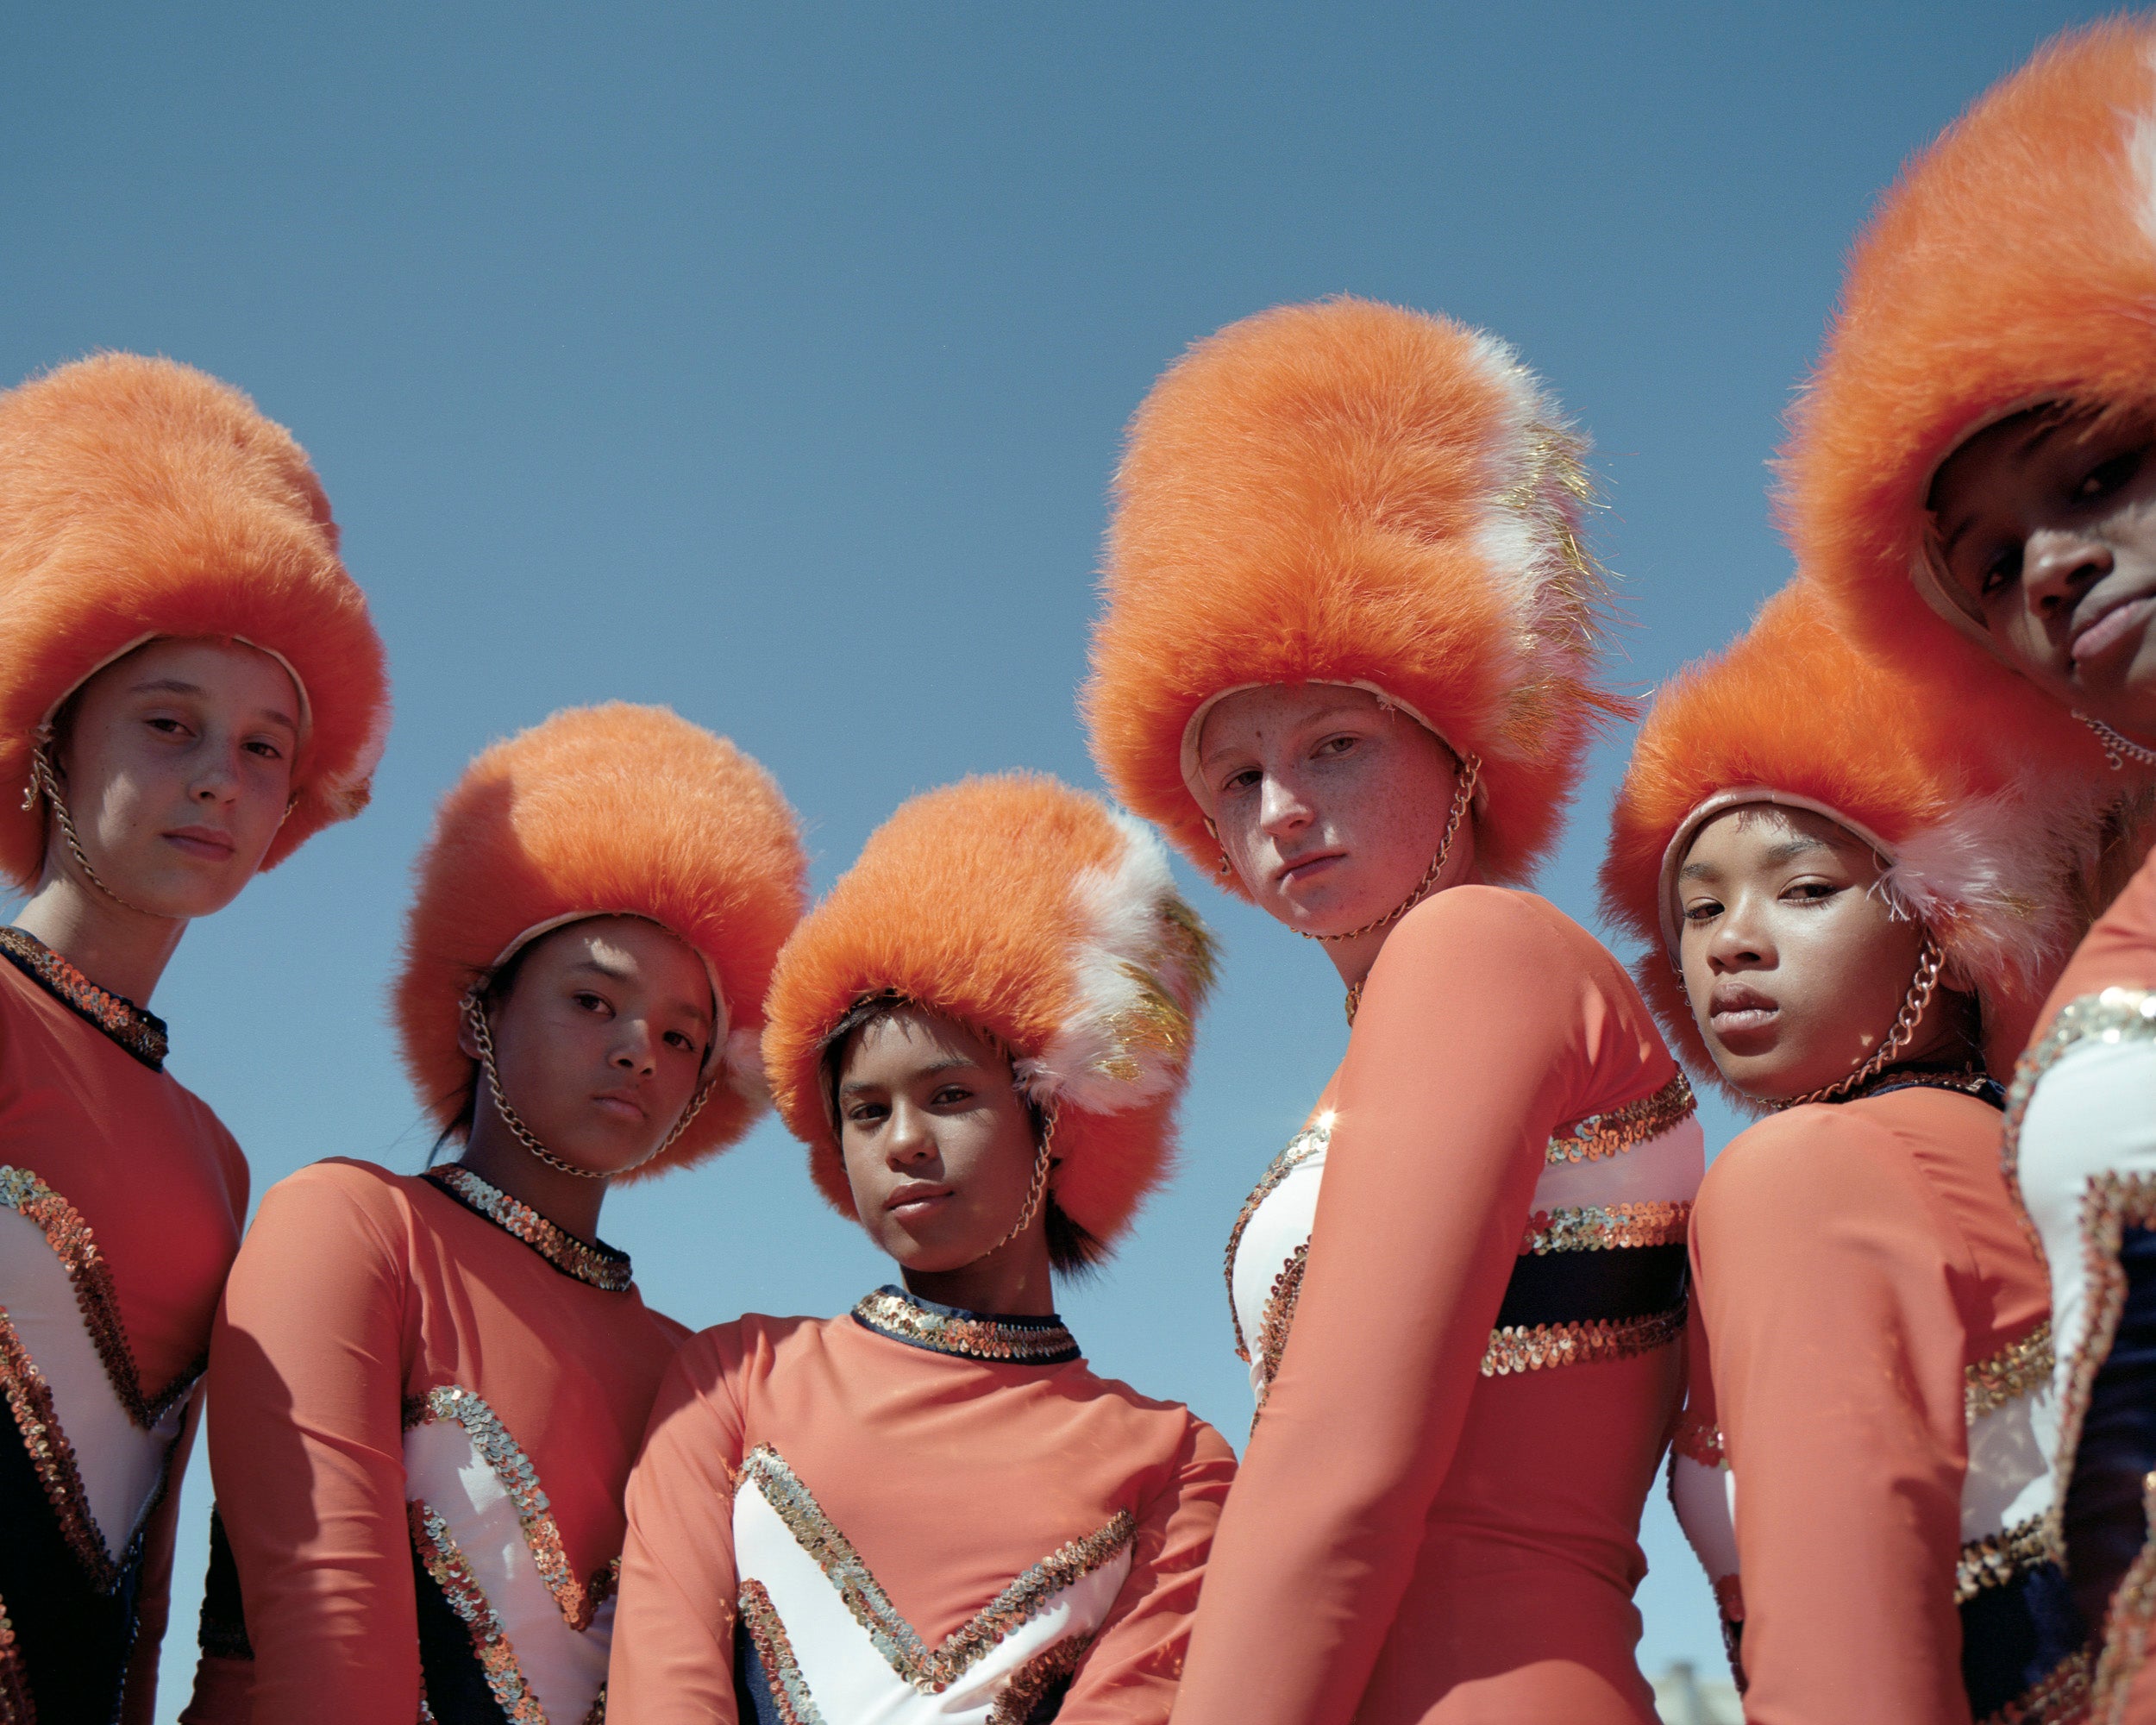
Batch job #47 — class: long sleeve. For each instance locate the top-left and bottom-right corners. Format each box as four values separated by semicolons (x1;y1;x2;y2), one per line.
1172;888;1601;1725
206;1164;418;1725
608;1334;748;1724
1058;1419;1236;1723
1695;1113;1971;1725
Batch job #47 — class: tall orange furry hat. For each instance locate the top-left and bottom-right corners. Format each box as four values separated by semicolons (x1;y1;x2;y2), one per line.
396;703;807;1179
1782;19;2153;782
1085;296;1625;891
0;353;390;890
761;773;1217;1252
1602;582;2103;1097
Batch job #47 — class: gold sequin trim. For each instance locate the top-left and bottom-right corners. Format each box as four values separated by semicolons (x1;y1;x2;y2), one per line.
2050;1171;2156;1556
1224;1118;1330;1363
0;925;168;1070
425;1167;631;1292
1545;1072;1695;1165
2002;987;2156;1262
1520;1201;1691;1255
0;1596;28;1725
737;1445;1134;1692
1252;1243;1308;1410
1671;1414;1725;1470
1967;1322;2054;1425
1956;1515;2057;1605
408;1500;548;1725
2091;1469;2156;1723
850;1289;1079;1365
404;1385;617;1629
739;1579;822;1723
1987;1645;2094;1725
987;1634;1092;1723
1481;1307;1684;1377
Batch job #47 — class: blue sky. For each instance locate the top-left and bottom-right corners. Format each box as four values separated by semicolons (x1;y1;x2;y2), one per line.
1;2;2114;1709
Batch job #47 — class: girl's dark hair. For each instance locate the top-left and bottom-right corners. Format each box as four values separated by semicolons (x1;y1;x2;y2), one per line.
426;938;540;1164
820;994;1103;1276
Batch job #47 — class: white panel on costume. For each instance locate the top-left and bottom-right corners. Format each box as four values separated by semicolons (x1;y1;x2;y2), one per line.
0;1204;185;1557
1668;1452;1739;1589
1530;1115;1705;1214
1229;1140;1325;1402
733;1470;1130;1724
1965;1382;2059;1541
404;1419;611;1725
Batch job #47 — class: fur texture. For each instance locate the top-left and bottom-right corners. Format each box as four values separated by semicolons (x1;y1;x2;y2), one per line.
0;353;391;890
1781;19;2155;789
761;773;1217;1251
395;703;807;1178
1084;296;1627;894
1601;582;2105;1101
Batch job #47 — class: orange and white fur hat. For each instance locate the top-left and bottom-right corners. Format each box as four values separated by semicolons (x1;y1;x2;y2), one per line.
1085;295;1627;892
0;353;391;891
397;702;807;1179
1782;18;2156;786
761;772;1217;1256
1602;581;2104;1100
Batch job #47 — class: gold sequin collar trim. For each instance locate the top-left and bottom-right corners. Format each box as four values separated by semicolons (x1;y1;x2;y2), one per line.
1482;1307;1685;1377
736;1446;1132;1691
424;1166;631;1292
0;926;167;1070
850;1288;1078;1365
1966;1321;2053;1425
1545;1071;1695;1165
1224;1117;1331;1362
1520;1201;1690;1255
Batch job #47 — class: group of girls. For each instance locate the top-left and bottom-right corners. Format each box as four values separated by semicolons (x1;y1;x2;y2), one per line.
3;18;2153;1725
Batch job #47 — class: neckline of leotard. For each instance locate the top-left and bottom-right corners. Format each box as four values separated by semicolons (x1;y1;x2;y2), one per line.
1829;1063;2005;1111
0;925;167;1071
423;1164;634;1291
851;1284;1080;1365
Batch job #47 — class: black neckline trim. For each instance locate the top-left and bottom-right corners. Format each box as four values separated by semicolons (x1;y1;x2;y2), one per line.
0;925;167;1070
850;1284;1080;1364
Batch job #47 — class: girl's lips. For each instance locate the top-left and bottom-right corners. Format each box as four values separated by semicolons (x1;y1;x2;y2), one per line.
1279;851;1345;888
1710;1007;1777;1035
887;1185;953;1218
163;828;235;861
592;1092;647;1121
2071;593;2156;668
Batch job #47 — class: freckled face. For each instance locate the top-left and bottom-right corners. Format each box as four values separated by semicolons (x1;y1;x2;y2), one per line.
1196;683;1471;937
1675;806;1927;1103
1928;407;2156;743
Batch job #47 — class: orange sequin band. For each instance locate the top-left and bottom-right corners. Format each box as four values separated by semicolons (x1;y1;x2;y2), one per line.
1985;1646;2093;1725
850;1289;1078;1366
2091;1470;2156;1723
1545;1072;1695;1165
0;1596;28;1725
424;1167;631;1292
2050;1170;2156;1558
1671;1413;1725;1470
404;1385;617;1629
0;925;167;1070
988;1634;1091;1723
1481;1307;1684;1377
407;1500;548;1725
1252;1242;1308;1410
739;1579;820;1723
1520;1201;1691;1255
1223;1120;1329;1362
1967;1321;2054;1425
736;1445;1133;1692
1957;1515;2058;1605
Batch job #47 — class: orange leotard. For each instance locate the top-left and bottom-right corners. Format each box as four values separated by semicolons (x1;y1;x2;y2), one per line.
1180;886;1703;1725
195;1159;686;1725
0;931;248;1725
607;1289;1235;1723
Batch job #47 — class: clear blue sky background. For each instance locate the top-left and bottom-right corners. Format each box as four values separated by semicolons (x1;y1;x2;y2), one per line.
0;3;2116;1714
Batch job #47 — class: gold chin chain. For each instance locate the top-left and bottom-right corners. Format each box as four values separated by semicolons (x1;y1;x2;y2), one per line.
2078;711;2156;772
22;742;153;916
974;1108;1058;1264
460;990;714;1181
1769;930;1946;1111
1320;754;1482;1027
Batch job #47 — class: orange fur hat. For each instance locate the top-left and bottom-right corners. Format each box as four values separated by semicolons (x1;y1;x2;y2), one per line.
1782;19;2154;782
0;353;391;890
761;772;1217;1251
1085;296;1626;892
1602;581;2103;1098
396;702;807;1179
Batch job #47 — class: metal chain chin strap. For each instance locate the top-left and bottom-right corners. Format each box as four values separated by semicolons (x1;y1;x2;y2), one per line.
461;991;715;1181
22;741;152;915
974;1107;1058;1264
2078;711;2156;772
1322;754;1482;1026
1770;929;1946;1111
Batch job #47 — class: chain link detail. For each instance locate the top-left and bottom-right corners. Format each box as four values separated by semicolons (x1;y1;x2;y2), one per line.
2078;711;2156;772
974;1107;1058;1263
1328;754;1482;1026
1770;929;1946;1111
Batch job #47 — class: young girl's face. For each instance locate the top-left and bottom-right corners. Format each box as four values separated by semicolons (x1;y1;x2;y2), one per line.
1195;682;1475;936
1675;805;1939;1103
837;1007;1044;1274
1927;407;2156;743
51;637;300;918
466;916;714;1177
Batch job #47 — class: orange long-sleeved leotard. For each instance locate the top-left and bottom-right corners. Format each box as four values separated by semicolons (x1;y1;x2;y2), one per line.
197;1158;687;1725
0;928;248;1725
1180;886;1704;1725
607;1286;1237;1724
1673;1079;2081;1725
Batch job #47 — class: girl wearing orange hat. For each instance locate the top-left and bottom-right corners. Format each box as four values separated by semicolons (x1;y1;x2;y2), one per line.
606;772;1235;1725
1782;22;2156;1712
190;704;805;1725
0;354;389;1725
1605;581;2103;1725
1083;298;1700;1724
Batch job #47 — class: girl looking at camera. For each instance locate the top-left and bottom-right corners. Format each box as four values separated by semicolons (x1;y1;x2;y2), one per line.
193;704;805;1725
1084;298;1701;1724
607;772;1234;1725
1605;582;2101;1725
0;354;389;1725
1783;23;2156;1711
